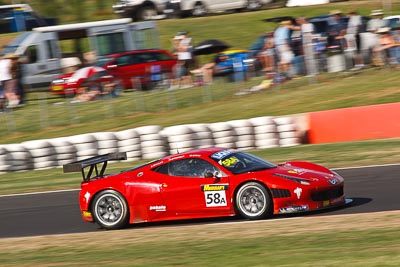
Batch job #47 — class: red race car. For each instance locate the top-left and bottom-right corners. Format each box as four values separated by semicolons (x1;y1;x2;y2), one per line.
64;148;348;230
51;49;177;95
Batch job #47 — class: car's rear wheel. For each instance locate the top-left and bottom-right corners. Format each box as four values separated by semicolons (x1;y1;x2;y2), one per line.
235;182;272;219
247;0;262;11
92;190;129;230
192;2;207;17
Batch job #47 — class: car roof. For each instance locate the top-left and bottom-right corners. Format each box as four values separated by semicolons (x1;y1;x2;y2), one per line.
107;49;170;57
164;147;226;159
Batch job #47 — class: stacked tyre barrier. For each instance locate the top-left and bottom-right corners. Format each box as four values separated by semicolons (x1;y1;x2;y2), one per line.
209;122;236;149
227;119;256;150
47;137;77;166
115;128;142;162
0;115;302;173
22;140;57;170
67;133;98;161
136;125;168;160
0;144;33;173
161;125;196;154
187;124;215;149
249;116;280;149
274;117;300;147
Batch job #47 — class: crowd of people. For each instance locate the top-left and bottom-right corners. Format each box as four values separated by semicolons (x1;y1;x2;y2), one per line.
168;9;400;91
0;53;24;110
251;9;400;90
1;9;399;106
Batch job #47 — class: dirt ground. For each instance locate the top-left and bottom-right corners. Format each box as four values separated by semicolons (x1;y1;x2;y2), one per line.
1;210;399;252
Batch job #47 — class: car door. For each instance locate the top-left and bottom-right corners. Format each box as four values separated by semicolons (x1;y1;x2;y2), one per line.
152;158;232;217
105;53;143;89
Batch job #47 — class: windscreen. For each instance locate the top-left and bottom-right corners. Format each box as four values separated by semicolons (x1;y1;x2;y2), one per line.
210;150;276;175
95;32;126;56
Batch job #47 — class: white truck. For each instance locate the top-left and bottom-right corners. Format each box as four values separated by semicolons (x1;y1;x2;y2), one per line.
2;18;159;89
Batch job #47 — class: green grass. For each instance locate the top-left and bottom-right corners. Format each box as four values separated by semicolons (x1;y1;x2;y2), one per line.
1;67;399;143
1;212;400;266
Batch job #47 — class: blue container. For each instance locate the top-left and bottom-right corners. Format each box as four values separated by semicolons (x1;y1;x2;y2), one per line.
11;10;26;32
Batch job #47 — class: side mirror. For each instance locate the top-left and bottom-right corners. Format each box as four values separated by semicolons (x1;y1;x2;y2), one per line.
214;171;222;179
204;171;214;178
204;170;222;178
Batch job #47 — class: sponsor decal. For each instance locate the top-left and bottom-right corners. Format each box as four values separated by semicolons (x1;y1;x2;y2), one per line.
323;200;330;207
84;191;91;203
201;184;229;207
328;178;339;185
150;161;164;168
82;210;92;217
294;187;302;199
169;155;185;161
210;150;232;160
201;184;229;191
279;205;309;213
149;205;167;212
137;172;143;177
219;157;239;167
288;168;306;175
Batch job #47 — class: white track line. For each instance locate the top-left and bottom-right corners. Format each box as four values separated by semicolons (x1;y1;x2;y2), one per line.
1;163;399;198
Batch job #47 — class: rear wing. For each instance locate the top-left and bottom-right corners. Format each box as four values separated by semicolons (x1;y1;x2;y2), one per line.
63;152;127;181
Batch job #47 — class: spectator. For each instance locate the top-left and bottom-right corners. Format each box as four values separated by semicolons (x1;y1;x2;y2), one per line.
373;27;400;66
174;31;193;88
327;10;346;49
191;54;231;85
274;20;294;75
367;9;386;66
367;10;386;33
346;10;365;70
294;16;317;76
257;33;276;73
0;54;11;110
391;22;400;64
3;53;22;108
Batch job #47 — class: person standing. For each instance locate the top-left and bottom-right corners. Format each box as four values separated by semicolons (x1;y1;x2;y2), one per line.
346;10;365;70
0;54;11;110
274;20;294;75
2;54;21;108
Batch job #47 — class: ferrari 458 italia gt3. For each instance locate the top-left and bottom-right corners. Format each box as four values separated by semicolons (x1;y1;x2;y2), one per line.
64;147;347;230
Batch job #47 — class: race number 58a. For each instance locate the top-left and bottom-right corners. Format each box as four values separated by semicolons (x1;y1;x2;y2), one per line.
204;191;227;207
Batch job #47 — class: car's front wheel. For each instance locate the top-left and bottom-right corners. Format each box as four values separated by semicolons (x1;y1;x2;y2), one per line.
137;6;157;21
235;182;272;220
92;190;129;230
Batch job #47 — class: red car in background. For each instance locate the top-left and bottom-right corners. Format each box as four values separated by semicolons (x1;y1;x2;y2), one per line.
50;49;177;95
64;147;349;230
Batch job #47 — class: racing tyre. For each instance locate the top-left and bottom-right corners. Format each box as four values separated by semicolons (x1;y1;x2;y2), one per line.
235;182;272;220
92;190;129;230
247;0;262;10
137;6;157;21
192;2;207;17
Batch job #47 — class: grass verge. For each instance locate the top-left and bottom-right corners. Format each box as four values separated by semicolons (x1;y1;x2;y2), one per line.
0;211;399;266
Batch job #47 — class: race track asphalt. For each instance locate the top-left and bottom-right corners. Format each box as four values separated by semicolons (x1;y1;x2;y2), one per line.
1;164;399;238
